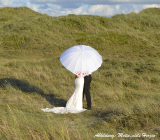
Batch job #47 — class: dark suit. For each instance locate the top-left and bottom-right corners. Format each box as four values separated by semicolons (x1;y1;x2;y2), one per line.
83;74;92;108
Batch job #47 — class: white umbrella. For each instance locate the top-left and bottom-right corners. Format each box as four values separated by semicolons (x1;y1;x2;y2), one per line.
60;45;102;77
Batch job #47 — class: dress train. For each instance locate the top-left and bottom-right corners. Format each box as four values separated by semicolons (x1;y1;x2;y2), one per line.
41;77;87;114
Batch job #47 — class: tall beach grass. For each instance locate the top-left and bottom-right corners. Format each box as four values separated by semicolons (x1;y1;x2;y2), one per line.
0;7;160;139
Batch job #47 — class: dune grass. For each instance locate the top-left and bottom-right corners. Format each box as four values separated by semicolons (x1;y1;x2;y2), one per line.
0;7;160;139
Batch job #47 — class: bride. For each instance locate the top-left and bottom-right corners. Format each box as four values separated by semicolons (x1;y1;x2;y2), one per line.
41;75;87;114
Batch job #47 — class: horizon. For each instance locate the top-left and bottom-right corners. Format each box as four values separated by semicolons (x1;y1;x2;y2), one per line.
0;0;160;17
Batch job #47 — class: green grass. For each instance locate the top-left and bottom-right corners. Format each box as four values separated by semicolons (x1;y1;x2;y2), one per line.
0;7;160;139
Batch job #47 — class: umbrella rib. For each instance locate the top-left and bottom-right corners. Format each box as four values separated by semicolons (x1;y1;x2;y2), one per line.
85;54;90;74
86;51;102;64
81;53;83;76
73;53;82;74
61;52;80;67
84;52;101;73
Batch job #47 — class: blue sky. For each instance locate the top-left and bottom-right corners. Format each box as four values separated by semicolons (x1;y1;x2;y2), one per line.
1;0;160;17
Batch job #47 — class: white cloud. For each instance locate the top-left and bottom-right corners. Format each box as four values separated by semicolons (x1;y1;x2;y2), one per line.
27;2;38;11
132;4;160;14
36;3;155;17
37;4;63;16
5;0;159;17
27;0;160;17
115;5;120;10
88;5;103;14
133;4;143;13
0;0;12;6
61;9;72;15
88;5;114;16
38;4;88;16
50;4;61;10
143;4;160;9
73;6;83;15
13;0;25;4
33;0;56;2
31;0;160;4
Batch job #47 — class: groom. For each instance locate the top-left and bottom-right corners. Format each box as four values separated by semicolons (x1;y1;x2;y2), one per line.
83;74;92;110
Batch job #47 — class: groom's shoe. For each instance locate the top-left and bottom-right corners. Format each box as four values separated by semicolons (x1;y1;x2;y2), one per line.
86;107;91;110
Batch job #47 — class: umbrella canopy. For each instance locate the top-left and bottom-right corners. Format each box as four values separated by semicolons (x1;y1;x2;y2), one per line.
60;45;102;77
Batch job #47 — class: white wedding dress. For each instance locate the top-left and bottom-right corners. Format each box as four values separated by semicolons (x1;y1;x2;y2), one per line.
41;77;87;114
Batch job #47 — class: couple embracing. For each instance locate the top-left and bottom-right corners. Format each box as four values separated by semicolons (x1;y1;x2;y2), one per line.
41;74;92;114
41;44;102;114
75;74;92;110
